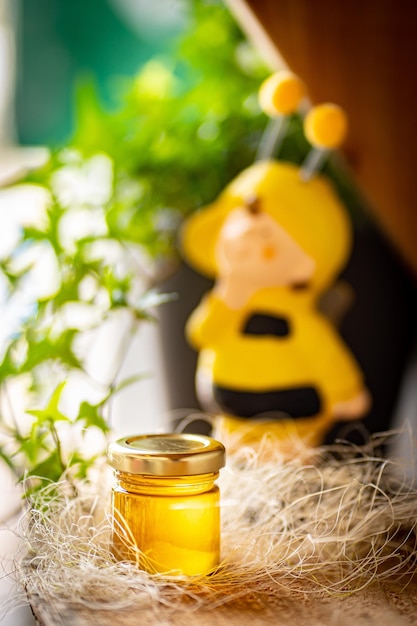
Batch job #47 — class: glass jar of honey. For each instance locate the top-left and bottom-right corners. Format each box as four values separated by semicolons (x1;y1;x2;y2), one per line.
107;433;226;576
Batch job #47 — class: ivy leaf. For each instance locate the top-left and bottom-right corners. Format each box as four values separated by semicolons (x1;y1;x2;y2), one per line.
21;226;50;244
26;381;70;425
0;343;19;381
0;259;27;289
77;400;110;433
77;372;147;433
25;449;65;484
101;268;132;307
67;451;100;481
16;428;49;465
21;330;83;373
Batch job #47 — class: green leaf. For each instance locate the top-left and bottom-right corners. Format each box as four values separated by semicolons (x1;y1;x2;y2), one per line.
67;451;102;481
25;449;65;484
16;429;49;465
112;373;146;395
72;77;117;155
26;381;70;424
21;330;83;373
0;445;18;475
135;289;178;311
77;401;110;433
0;344;18;381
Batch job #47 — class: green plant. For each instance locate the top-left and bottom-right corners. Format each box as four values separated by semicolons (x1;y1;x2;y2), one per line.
0;0;270;499
0;158;172;493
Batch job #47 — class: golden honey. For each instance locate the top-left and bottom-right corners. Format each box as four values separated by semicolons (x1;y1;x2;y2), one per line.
107;433;225;576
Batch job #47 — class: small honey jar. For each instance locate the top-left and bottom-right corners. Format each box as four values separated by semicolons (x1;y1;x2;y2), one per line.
107;433;226;576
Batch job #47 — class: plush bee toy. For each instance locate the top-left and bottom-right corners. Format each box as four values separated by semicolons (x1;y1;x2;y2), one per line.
181;72;370;457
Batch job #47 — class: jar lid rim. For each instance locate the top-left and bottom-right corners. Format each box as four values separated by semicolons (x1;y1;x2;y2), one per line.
107;433;226;476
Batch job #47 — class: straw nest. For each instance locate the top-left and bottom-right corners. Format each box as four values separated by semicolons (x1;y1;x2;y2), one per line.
5;428;417;615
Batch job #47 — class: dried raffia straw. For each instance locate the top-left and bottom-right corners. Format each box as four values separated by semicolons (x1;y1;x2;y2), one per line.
4;428;417;618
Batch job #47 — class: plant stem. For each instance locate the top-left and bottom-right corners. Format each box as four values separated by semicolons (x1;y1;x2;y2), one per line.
49;420;66;476
1;382;22;438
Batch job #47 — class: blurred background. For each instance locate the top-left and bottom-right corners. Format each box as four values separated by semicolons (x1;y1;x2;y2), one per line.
15;0;186;146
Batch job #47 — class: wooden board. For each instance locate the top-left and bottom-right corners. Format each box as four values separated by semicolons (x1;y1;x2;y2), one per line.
28;580;417;626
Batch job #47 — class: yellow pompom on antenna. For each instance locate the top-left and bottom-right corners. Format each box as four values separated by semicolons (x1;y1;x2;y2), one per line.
304;103;348;150
300;103;348;181
258;70;306;117
257;71;306;160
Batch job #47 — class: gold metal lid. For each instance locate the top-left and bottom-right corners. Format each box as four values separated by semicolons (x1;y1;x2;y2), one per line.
107;433;226;476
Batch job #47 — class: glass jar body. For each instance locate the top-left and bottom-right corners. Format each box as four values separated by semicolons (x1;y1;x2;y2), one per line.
111;471;220;576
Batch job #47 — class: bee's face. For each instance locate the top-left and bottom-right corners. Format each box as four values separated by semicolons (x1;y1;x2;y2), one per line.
215;207;315;287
